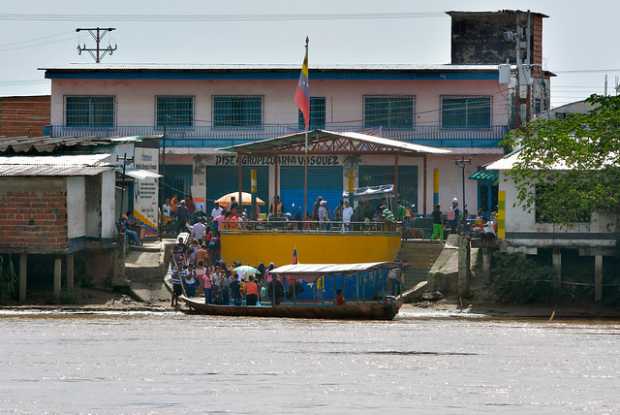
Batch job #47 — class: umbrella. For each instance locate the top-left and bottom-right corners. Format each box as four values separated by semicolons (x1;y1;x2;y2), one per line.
215;192;265;207
234;265;259;276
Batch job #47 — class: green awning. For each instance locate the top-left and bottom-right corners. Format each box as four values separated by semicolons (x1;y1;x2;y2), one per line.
469;169;498;182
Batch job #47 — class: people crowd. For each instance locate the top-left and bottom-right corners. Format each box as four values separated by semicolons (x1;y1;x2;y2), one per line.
168;231;287;307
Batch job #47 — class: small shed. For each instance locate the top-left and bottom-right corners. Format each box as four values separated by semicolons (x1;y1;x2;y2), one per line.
0;154;117;302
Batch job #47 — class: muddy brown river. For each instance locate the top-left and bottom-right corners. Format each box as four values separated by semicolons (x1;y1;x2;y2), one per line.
1;308;619;414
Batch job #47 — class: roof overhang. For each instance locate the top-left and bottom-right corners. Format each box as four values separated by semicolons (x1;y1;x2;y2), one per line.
41;64;501;82
220;129;451;156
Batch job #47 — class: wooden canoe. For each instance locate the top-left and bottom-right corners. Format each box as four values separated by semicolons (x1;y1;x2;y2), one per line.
180;295;401;320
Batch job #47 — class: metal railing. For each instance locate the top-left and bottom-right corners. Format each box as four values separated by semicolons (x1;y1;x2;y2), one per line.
218;220;401;234
49;124;508;147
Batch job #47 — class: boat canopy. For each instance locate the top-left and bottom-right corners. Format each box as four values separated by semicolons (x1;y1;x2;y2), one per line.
342;184;395;201
271;262;388;275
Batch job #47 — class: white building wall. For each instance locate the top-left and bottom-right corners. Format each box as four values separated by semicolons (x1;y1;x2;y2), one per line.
101;170;116;239
66;176;86;239
500;171;617;247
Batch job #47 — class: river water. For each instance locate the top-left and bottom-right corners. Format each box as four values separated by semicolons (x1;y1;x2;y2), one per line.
1;309;619;415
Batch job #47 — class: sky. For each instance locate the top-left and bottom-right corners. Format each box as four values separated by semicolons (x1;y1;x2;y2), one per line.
1;0;619;108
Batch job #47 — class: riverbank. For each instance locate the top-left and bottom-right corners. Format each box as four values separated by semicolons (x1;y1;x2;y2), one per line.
2;292;619;319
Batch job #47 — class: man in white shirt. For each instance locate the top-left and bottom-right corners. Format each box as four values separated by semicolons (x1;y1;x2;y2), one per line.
211;202;223;221
341;200;353;231
191;218;207;242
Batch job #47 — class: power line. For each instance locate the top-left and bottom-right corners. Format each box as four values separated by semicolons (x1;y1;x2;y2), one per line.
0;12;446;22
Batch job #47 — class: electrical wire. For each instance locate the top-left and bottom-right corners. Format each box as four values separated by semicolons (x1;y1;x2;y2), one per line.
0;12;446;22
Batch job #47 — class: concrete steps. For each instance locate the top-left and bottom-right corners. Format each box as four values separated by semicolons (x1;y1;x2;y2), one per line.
398;240;445;289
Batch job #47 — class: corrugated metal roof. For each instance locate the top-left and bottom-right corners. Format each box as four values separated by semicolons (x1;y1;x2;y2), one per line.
40;63;502;71
222;129;451;155
0;154;113;176
469;169;499;182
0;135;161;153
271;262;387;274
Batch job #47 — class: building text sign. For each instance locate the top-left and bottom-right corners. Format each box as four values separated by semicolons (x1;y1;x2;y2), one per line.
211;154;341;167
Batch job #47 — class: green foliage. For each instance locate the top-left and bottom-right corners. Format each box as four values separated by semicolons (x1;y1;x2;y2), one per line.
490;252;554;304
502;95;620;224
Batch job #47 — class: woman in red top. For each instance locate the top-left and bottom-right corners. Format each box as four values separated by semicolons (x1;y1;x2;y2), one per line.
244;276;259;306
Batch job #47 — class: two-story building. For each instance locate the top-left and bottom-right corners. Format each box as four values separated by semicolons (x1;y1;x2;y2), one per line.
40;9;552;220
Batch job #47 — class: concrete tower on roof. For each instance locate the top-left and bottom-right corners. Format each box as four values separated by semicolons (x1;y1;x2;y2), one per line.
447;10;548;66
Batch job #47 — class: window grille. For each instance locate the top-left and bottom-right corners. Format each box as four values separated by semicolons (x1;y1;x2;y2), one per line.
213;96;263;127
364;96;415;129
442;97;491;129
298;97;326;129
65;96;114;127
156;96;194;127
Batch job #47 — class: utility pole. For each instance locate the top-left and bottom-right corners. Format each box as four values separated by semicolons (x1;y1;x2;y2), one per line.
76;27;117;63
455;157;472;218
117;153;135;219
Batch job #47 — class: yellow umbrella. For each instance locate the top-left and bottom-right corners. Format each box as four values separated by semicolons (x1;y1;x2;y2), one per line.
215;192;265;207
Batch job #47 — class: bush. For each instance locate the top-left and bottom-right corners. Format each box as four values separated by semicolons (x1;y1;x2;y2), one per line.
490;252;554;304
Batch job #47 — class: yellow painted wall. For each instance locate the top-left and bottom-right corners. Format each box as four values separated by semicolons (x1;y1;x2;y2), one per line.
221;232;401;265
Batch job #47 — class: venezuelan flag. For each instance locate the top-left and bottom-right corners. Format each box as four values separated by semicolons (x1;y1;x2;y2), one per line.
294;37;310;130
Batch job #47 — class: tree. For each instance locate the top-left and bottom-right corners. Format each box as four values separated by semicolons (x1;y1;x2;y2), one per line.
503;95;620;224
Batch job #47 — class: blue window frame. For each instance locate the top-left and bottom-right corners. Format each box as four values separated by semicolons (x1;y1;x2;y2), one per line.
298;97;326;129
213;96;262;127
364;96;415;129
442;96;491;129
65;96;114;127
156;96;194;127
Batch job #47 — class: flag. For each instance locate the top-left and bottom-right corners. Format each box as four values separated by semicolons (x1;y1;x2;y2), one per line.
294;37;310;130
291;248;298;265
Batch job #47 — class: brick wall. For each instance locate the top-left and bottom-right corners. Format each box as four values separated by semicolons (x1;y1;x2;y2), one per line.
0;178;68;252
0;95;50;138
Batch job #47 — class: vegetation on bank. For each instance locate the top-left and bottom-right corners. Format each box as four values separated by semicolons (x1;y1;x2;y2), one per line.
503;94;620;225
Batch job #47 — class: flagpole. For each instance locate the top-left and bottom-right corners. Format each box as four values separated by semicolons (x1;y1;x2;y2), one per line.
303;36;309;222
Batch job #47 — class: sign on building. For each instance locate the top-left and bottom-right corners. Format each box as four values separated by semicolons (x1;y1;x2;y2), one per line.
133;146;159;237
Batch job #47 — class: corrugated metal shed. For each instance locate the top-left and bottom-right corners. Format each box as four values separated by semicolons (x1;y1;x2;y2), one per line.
0;154;113;177
271;262;387;275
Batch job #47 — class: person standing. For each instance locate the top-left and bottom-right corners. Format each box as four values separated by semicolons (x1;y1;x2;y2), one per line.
318;200;329;230
431;204;444;241
268;275;284;306
270;195;283;217
199;264;213;304
341;200;353;231
447;198;460;232
176;200;190;234
191;218;207;242
211;202;223;221
245;276;259;306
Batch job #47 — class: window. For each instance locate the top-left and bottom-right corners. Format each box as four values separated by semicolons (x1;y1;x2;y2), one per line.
156;96;193;127
364;96;415;129
442;96;491;128
534;98;542;115
213;96;262;127
298;97;326;129
65;96;114;127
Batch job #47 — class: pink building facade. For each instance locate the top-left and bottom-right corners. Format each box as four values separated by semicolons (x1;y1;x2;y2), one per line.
44;64;512;218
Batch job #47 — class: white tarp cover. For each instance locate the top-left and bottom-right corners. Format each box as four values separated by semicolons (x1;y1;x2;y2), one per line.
125;169;163;180
271;262;387;275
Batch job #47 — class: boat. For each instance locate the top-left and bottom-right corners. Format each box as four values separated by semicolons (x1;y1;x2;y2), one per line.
165;262;427;321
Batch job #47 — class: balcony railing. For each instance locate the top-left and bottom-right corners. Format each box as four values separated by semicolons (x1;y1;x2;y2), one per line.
48;124;508;148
